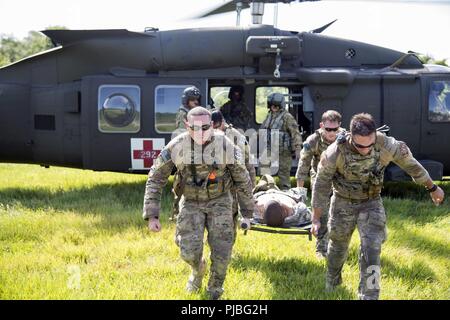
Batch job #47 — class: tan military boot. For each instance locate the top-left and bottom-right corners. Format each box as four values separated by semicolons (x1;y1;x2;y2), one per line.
186;258;206;293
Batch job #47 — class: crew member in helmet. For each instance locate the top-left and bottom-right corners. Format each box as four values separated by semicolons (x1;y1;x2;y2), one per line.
220;86;252;131
259;93;302;190
175;86;201;129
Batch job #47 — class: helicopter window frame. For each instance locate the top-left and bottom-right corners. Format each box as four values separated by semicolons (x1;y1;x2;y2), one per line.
154;84;198;134
98;84;141;133
254;86;290;124
428;80;450;123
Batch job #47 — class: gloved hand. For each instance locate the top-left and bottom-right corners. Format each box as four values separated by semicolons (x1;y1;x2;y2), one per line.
240;218;252;230
311;219;321;238
148;217;161;232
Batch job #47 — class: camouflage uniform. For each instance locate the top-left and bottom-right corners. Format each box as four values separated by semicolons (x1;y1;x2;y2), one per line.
312;132;431;300
143;131;254;299
223;123;256;242
172;106;190;219
175;106;189;129
221;101;252;131
295;128;345;256
260;109;302;190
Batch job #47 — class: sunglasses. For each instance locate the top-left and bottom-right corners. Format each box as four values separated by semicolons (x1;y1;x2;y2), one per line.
189;124;211;131
352;140;375;149
324;127;339;132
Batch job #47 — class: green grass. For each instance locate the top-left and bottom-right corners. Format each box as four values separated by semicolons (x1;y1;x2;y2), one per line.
0;163;449;300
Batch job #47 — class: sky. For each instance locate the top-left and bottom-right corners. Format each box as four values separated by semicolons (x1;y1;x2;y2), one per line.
0;0;449;61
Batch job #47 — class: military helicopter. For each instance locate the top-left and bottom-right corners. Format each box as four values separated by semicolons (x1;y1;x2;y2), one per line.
0;0;449;180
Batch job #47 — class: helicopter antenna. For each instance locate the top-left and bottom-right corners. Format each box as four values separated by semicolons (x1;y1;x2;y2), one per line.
236;1;243;26
273;3;279;28
251;2;265;24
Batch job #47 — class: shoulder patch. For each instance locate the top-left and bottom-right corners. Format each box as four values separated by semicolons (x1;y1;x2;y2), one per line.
398;141;411;158
336;132;347;144
302;142;311;151
160;148;171;163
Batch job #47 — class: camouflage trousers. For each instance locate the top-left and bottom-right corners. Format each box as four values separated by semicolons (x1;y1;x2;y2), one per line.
311;177;330;256
327;194;387;300
175;192;234;297
232;191;239;245
316;198;330;256
260;149;292;190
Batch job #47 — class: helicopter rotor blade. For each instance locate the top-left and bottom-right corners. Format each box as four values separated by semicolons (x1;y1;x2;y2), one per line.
309;19;337;33
197;1;250;18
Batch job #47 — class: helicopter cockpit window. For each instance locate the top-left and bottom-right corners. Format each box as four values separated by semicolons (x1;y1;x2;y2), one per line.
428;81;450;122
255;86;289;124
155;85;195;133
98;85;140;133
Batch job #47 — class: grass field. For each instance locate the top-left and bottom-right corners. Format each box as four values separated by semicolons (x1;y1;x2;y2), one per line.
0;163;449;300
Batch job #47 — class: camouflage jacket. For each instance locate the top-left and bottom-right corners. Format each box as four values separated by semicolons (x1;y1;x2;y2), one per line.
175;106;189;129
221;101;252;130
143;131;255;220
311;132;431;208
295;128;345;182
223;123;256;187
260;110;302;152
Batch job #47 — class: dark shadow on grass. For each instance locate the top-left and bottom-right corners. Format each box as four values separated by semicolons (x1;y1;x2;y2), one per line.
0;182;175;233
381;257;437;284
346;235;439;285
386;224;450;260
229;255;355;300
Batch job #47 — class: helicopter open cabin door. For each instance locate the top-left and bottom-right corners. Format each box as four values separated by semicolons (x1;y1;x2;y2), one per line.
420;77;450;178
80;75;205;172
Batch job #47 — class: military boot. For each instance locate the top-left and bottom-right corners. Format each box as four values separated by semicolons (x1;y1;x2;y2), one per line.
325;272;342;292
186;258;206;293
206;288;223;300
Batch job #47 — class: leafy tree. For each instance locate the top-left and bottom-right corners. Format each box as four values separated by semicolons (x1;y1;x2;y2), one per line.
417;54;449;67
0;26;66;67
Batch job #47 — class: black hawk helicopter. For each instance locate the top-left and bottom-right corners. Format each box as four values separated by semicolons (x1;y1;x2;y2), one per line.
0;0;449;179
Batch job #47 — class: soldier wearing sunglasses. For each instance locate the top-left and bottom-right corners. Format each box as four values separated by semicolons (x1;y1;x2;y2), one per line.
143;107;254;300
311;113;445;300
295;110;344;259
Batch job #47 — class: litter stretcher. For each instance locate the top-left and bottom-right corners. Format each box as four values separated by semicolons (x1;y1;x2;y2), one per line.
241;220;313;241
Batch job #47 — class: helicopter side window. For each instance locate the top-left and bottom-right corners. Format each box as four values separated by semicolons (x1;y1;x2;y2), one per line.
155;85;194;133
98;85;140;133
255;86;289;124
428;81;450;123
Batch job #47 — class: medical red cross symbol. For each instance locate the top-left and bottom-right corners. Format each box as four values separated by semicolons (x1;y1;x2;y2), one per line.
133;140;161;168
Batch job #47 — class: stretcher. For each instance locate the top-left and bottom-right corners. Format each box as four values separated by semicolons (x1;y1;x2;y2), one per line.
242;220;312;241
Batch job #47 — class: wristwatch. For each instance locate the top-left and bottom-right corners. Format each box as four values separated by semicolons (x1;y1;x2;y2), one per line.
426;184;438;193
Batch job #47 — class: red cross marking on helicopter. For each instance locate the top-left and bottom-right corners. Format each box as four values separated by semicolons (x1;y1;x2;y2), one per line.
133;140;161;168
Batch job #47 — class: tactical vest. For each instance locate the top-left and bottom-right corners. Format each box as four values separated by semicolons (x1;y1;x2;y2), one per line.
261;110;291;150
333;135;385;200
311;130;332;174
175;136;233;202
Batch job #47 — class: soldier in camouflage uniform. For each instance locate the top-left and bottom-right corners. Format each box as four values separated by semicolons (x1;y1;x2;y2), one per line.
311;113;445;300
295;110;344;259
220;86;252;131
172;86;202;220
143;107;254;300
211;110;256;243
260;93;302;190
175;86;201;129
